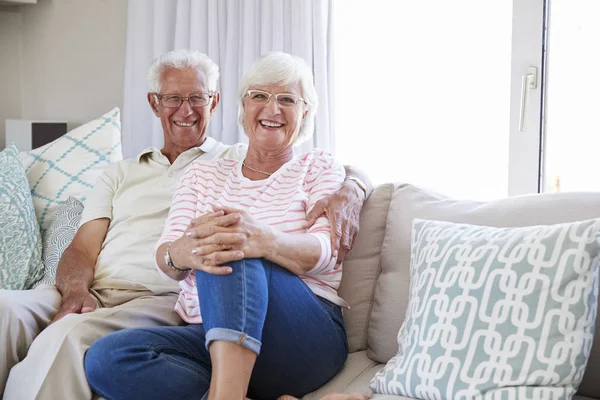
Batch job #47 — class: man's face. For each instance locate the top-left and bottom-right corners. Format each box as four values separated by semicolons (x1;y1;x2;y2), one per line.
148;67;220;152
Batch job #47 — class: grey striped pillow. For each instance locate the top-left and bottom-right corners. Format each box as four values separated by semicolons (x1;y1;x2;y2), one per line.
36;196;84;286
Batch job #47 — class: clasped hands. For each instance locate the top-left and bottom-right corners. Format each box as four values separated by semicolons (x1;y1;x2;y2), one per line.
168;207;271;275
168;182;362;276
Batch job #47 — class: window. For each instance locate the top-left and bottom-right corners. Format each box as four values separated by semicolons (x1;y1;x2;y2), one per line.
333;1;596;199
542;0;600;193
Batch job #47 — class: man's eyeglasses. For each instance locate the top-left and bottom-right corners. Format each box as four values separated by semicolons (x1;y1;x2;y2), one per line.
154;93;213;108
244;90;306;108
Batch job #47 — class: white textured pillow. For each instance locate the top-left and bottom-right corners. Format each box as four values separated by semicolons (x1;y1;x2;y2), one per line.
36;196;84;287
21;107;122;233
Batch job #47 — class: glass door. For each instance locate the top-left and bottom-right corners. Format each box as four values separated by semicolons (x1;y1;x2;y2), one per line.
541;0;600;193
333;0;545;200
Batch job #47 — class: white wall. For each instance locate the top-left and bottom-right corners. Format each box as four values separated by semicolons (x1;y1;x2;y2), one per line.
0;0;127;148
0;6;23;149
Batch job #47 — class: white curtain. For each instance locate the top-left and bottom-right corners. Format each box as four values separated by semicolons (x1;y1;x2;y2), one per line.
122;0;334;159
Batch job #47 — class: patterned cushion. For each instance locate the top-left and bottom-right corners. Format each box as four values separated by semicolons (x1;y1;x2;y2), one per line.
0;146;44;290
20;107;122;234
35;196;84;287
371;218;600;399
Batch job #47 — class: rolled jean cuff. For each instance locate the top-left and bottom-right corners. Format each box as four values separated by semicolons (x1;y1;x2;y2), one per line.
205;328;262;355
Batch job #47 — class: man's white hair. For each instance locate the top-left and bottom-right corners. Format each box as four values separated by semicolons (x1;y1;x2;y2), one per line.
237;52;318;144
147;49;220;93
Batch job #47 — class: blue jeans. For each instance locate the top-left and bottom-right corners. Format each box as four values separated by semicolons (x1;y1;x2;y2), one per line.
84;258;348;400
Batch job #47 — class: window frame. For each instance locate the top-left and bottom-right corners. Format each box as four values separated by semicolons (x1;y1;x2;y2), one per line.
507;0;547;196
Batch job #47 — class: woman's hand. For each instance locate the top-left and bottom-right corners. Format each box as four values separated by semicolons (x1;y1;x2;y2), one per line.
213;206;276;259
168;210;247;275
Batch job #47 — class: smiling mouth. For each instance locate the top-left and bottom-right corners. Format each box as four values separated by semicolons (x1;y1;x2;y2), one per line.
173;121;197;127
260;120;284;128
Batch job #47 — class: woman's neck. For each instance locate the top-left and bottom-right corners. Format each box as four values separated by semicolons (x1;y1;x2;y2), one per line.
243;147;294;175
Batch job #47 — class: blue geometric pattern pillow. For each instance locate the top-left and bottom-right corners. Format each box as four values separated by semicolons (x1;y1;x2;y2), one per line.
0;146;44;290
371;218;600;399
20;107;122;235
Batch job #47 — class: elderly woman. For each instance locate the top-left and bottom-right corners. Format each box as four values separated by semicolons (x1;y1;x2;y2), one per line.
84;52;361;400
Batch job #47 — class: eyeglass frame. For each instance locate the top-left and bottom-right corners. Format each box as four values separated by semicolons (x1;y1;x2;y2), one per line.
153;92;215;108
244;89;307;108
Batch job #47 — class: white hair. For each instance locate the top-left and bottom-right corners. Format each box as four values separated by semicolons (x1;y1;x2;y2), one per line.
237;52;318;144
147;49;220;93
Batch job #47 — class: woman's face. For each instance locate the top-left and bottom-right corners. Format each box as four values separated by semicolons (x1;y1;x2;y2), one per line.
242;83;307;153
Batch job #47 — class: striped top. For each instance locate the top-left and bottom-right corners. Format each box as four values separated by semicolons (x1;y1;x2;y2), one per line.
154;149;348;324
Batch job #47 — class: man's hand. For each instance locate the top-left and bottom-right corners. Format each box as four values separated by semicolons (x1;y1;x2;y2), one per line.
305;183;365;265
169;210;247;275
51;290;97;323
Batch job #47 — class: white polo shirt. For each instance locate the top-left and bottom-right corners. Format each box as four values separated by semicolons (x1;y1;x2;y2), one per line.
80;137;247;294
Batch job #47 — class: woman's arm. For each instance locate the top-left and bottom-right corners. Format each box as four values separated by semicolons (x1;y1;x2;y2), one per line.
264;227;324;275
152;164;243;280
158;211;247;280
155;162;248;280
153;166;200;280
215;152;346;276
215;208;326;276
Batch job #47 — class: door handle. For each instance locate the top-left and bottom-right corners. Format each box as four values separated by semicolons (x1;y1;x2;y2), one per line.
519;67;538;132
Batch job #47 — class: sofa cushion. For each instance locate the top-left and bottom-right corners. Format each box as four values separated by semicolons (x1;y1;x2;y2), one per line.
303;351;382;399
0;146;44;290
371;217;600;398
367;184;600;399
35;196;84;286
339;183;398;352
20;107;122;235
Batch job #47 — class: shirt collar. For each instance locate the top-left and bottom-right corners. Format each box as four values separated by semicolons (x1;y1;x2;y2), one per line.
135;137;219;163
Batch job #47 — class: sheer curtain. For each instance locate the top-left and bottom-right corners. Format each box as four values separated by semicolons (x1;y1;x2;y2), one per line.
122;0;334;158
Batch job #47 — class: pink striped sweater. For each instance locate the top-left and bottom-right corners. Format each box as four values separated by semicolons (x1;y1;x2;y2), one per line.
154;149;348;324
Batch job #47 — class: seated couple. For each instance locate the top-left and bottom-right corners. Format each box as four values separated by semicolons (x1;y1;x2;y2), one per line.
0;49;371;400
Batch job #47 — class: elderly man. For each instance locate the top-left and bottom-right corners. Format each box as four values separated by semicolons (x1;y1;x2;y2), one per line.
0;49;370;400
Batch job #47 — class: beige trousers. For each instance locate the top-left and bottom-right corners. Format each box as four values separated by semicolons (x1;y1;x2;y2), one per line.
0;284;183;400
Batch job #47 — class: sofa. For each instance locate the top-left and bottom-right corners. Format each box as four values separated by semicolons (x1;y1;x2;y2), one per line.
304;183;600;400
5;108;599;399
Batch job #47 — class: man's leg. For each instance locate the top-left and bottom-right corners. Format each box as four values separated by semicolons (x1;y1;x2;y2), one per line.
4;290;183;400
0;285;63;397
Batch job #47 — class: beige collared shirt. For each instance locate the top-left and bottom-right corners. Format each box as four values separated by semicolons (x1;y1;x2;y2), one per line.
80;137;247;293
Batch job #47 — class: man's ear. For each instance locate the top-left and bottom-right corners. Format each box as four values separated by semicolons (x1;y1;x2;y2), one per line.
147;92;160;116
210;92;221;115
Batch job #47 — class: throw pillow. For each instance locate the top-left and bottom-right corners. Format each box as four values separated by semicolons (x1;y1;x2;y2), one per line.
20;107;123;234
35;196;84;287
371;218;600;399
0;145;45;290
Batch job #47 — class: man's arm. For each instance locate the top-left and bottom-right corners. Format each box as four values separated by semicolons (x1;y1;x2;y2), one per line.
52;218;109;322
306;164;373;265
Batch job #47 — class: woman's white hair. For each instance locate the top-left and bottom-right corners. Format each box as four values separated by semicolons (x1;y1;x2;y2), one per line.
147;49;220;93
237;52;318;144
